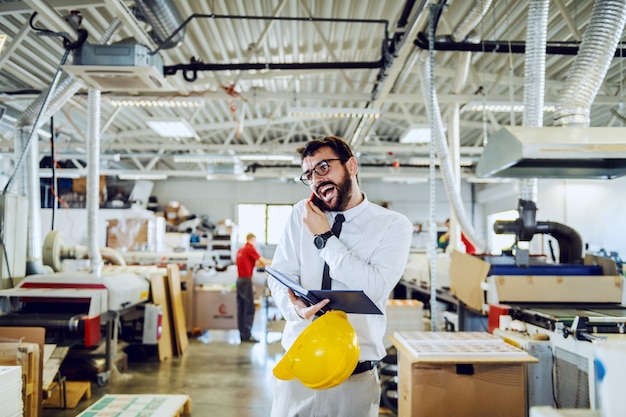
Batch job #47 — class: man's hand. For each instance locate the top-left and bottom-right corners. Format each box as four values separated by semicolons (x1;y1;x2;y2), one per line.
287;289;330;320
303;199;331;236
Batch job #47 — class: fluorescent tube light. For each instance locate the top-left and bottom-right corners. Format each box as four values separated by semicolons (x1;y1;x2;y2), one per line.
119;173;168;180
39;169;83;179
381;176;428;184
147;118;196;138
288;107;380;119
400;125;432;144
206;174;253;181
238;154;296;162
173;155;238;163
108;98;204;108
463;101;556;113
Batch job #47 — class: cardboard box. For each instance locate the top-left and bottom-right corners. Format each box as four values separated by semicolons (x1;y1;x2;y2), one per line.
194;285;238;330
106;217;164;252
72;176;107;205
449;250;491;312
392;331;536;417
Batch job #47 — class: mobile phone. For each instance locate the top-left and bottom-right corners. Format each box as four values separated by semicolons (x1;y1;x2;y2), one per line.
310;192;325;210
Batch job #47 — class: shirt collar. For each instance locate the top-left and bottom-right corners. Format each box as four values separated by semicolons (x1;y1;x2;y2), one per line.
328;193;369;223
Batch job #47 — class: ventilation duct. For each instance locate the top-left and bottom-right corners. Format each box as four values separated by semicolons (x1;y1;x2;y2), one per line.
476;126;626;179
478;1;626;180
554;0;626;126
133;0;186;49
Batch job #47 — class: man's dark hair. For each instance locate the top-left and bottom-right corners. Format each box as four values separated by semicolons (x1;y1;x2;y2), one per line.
296;136;354;161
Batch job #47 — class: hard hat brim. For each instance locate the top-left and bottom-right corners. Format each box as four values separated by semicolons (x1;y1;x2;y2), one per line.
273;356;295;381
272;310;360;389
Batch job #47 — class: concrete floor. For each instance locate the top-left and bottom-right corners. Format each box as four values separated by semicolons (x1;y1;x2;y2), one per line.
41;305;395;417
42;303;285;417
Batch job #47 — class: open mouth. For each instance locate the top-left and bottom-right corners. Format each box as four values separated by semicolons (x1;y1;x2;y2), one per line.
317;183;336;202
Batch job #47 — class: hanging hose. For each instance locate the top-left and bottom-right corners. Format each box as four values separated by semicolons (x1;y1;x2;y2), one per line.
416;53;486;252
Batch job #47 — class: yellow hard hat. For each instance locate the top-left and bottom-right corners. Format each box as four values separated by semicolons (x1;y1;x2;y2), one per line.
273;310;360;390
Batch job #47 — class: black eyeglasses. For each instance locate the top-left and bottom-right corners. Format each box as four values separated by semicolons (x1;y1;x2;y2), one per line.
299;158;345;185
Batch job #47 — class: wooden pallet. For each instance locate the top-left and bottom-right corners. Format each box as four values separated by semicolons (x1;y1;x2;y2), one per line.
43;380;91;409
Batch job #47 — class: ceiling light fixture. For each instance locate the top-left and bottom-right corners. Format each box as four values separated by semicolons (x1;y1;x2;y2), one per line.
462;101;556;113
107;98;205;108
147;118;196;138
288;107;380;119
404;158;474;167
381;176;428;184
173;155;238;164
237;154;296;162
39;169;84;179
206;174;253;181
400;124;433;144
119;173;168;180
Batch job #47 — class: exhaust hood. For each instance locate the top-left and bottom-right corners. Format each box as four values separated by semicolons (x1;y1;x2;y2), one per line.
476;126;626;179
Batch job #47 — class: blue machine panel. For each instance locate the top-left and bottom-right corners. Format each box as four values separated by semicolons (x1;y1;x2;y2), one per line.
489;264;603;276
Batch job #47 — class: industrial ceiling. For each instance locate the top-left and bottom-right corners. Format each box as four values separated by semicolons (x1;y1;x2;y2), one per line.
0;0;625;182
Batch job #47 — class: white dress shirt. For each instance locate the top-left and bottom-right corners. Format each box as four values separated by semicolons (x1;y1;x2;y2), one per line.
268;194;413;360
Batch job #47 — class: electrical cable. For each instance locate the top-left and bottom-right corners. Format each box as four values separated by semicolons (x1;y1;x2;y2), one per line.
427;3;441;332
551;346;560;408
0;216;14;288
50;116;56;230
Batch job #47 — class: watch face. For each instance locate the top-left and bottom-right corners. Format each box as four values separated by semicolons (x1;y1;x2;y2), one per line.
314;235;326;249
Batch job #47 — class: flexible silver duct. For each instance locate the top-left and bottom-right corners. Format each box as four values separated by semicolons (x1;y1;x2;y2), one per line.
523;0;548;129
99;17;122;44
15;71;83;275
13;9;165;277
134;0;186;49
87;89;103;277
451;0;493;42
417;50;487;252
555;0;626;126
416;0;494;253
519;1;549;207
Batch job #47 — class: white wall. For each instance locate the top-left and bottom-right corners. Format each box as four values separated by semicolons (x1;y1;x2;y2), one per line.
151;177;480;238
476;176;626;259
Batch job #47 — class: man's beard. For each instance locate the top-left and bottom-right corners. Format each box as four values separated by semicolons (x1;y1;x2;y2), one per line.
312;168;352;212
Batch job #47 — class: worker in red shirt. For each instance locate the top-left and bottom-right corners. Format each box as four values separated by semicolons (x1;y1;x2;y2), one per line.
236;233;272;343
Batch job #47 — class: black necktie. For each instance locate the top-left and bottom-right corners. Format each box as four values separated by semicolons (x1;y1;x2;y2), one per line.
321;213;345;290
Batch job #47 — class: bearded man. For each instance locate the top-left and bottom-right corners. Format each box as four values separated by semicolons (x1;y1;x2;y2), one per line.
267;135;413;417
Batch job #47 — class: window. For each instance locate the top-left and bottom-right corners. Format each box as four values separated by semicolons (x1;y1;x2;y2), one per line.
237;203;293;245
488;209;518;255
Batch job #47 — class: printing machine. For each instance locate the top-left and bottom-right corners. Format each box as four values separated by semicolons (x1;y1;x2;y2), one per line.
476;200;626;410
0;271;149;346
0;270;150;385
398;199;626;410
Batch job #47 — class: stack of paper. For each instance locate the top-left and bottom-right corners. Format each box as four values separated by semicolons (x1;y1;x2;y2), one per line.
0;366;22;417
384;300;424;348
393;331;529;359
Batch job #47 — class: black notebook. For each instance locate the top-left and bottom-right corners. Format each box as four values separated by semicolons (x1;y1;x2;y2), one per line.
265;265;382;315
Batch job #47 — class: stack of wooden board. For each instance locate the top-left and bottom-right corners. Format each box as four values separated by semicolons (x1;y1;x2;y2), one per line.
149;264;189;361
